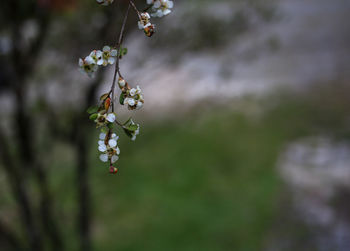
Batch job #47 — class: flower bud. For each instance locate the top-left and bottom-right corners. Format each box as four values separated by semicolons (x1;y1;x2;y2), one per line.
104;97;111;111
118;77;126;88
144;24;155;37
109;166;119;174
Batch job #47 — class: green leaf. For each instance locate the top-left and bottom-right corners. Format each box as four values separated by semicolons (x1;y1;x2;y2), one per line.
87;106;99;114
100;93;109;101
126;124;138;131
123;117;132;126
119;47;128;58
89;113;98;121
119;93;126;105
101;127;109;134
123;128;133;138
107;123;115;129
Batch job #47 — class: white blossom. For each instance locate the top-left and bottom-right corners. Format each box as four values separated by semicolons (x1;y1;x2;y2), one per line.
79;46;117;76
147;0;173;18
101;46;118;66
79;56;98;77
138;12;151;30
106;113;116;123
131;124;140;141
98;133;120;163
90;50;103;65
118;77;126;88
122;85;144;110
99;153;109;162
129;88;137;97
136;101;143;109
99;133;106;140
95;112;116;127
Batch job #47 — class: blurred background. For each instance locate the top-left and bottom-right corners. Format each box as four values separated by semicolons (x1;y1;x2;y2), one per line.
0;0;350;250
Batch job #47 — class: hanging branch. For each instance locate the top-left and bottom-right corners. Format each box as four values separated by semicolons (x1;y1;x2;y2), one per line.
110;2;131;113
82;0;174;174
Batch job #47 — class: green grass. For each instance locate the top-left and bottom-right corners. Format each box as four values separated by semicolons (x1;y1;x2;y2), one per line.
20;83;350;250
86;112;285;251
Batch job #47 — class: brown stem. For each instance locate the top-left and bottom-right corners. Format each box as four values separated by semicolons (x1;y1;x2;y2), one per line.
110;3;131;113
129;0;141;20
143;5;152;12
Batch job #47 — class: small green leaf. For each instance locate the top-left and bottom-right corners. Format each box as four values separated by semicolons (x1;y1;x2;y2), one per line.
87;106;99;114
123;128;133;138
119;47;128;59
126;124;138;131
123;117;132;126
107;123;115;129
101;127;109;134
100;93;109;101
89;113;98;121
119;93;126;105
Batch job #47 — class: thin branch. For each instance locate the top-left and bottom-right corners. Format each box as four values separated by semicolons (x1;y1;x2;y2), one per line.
129;0;141;20
143;5;152;12
110;3;131;113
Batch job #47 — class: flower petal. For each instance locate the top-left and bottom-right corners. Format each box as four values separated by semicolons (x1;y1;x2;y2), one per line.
98;144;107;152
99;154;108;162
110;49;118;57
136;101;143;109
163;9;171;16
108;139;117;147
127;99;135;106
108;57;115;65
103;45;110;52
111;155;119;163
130;88;136;96
106;113;116;122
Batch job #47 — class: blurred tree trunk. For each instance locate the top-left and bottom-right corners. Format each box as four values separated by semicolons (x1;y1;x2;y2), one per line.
0;1;63;250
0;0;127;250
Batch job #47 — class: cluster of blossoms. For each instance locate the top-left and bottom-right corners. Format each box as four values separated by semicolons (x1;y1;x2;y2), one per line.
79;46;117;77
81;0;173;174
98;132;120;164
118;77;144;110
94;111;116;127
146;0;174;17
87;92;141;174
96;0;114;6
138;12;155;37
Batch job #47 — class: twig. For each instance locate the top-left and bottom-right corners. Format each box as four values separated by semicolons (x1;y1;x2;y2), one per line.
129;0;141;20
110;3;131;113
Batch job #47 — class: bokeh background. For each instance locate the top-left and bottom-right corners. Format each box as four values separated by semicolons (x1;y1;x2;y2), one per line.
1;0;350;250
